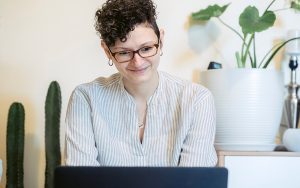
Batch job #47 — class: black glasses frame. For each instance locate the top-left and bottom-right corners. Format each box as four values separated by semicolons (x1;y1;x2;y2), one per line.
108;43;160;63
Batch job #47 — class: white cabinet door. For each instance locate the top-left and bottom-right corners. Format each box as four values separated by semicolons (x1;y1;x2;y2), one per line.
225;156;300;188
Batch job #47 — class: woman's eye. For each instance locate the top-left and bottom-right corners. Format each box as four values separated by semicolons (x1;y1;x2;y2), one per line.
117;51;131;56
140;46;154;52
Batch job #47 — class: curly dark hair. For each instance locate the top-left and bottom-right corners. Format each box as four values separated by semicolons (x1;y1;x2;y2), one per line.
95;0;160;47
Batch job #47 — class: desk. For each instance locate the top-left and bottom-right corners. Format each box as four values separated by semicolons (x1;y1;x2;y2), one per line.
217;151;300;188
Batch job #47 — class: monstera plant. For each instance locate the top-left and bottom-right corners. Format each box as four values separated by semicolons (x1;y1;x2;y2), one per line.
192;0;300;68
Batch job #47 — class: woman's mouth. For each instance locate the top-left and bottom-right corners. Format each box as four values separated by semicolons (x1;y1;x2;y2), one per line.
129;66;149;74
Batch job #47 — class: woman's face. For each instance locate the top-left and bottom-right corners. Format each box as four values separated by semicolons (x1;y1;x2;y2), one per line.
103;23;164;86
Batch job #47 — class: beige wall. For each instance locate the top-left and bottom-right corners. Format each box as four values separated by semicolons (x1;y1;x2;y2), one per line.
0;0;299;187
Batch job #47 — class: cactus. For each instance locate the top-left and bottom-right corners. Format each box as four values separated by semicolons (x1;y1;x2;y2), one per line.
6;102;25;188
45;81;62;188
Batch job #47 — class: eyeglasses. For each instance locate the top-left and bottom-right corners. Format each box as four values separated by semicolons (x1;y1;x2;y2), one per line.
108;43;160;63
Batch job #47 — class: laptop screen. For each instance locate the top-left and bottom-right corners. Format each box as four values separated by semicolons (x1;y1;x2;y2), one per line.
55;166;228;188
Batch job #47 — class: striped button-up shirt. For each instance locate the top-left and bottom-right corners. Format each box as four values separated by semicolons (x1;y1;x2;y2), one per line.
65;71;217;166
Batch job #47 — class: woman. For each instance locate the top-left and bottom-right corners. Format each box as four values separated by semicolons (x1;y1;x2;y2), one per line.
65;0;217;167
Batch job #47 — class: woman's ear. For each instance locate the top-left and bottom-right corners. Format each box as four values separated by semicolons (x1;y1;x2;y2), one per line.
101;40;111;59
159;29;165;49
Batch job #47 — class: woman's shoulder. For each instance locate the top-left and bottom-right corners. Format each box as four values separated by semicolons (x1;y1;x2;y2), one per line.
159;71;214;107
160;71;211;96
73;73;121;94
93;73;121;87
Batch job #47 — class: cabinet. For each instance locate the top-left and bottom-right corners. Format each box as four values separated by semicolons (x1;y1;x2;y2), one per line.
217;151;300;188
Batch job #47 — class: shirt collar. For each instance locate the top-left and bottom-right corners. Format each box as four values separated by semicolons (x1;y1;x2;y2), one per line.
117;71;164;106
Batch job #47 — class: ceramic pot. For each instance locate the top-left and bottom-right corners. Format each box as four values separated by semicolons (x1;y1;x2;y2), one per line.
199;69;284;151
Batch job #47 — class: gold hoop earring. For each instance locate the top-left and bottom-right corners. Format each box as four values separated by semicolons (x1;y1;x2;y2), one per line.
108;59;113;66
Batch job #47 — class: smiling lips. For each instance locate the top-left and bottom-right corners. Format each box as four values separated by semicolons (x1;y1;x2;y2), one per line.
128;66;149;74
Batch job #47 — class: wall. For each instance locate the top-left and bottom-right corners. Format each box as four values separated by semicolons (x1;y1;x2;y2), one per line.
0;0;299;187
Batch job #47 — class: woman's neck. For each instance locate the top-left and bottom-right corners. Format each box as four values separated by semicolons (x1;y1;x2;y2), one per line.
123;72;159;102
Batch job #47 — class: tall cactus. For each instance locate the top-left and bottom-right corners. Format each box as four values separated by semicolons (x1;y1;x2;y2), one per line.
45;81;62;188
6;102;25;188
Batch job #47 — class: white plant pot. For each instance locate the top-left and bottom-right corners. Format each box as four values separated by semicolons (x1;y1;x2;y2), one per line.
199;69;284;151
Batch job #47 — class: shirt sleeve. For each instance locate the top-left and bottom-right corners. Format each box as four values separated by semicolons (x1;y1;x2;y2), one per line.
64;87;100;166
178;91;218;167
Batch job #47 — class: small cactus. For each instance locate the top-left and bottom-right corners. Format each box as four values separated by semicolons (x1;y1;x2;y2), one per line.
45;81;62;188
6;102;25;188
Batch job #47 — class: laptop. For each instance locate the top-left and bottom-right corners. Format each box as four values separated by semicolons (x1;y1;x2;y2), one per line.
54;166;228;188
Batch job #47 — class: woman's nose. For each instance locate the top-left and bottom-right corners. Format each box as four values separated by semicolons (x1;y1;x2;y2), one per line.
131;52;144;66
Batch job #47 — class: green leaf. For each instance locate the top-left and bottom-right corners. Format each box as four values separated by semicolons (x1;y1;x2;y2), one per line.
291;0;300;11
239;6;276;35
192;4;230;21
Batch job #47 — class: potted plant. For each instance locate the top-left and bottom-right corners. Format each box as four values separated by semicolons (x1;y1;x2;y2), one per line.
192;0;300;151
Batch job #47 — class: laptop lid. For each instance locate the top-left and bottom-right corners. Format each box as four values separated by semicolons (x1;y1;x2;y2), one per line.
55;166;228;188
